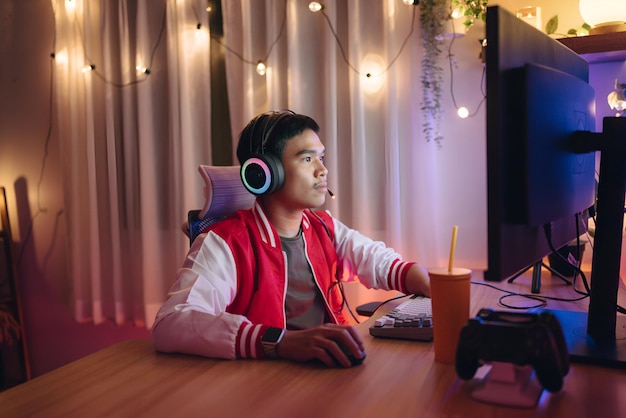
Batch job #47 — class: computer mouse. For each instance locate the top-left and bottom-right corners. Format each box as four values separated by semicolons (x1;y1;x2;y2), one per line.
338;341;366;366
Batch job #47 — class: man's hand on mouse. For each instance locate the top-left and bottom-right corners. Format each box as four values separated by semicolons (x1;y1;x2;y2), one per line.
276;324;366;367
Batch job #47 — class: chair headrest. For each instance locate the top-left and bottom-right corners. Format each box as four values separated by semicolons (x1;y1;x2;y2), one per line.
198;165;255;219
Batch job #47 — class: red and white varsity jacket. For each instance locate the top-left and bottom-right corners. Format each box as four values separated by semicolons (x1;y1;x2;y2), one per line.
151;200;415;359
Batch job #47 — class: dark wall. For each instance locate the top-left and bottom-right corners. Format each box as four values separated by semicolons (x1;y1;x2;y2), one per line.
0;0;149;380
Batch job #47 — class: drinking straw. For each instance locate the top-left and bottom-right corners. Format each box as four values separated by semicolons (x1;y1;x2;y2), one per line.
448;225;458;273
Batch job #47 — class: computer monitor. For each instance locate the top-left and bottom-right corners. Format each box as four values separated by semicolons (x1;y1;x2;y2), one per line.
485;6;626;368
484;6;595;284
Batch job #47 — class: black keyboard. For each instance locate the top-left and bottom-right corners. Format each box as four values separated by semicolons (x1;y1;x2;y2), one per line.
369;295;433;341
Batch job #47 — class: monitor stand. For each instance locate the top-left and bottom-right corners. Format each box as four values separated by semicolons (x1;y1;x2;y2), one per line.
560;117;626;369
548;310;626;368
508;260;572;293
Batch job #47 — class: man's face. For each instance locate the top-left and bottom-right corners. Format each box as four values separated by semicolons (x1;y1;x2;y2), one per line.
271;128;328;210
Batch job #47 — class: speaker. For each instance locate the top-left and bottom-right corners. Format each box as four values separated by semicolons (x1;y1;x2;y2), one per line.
240;110;293;196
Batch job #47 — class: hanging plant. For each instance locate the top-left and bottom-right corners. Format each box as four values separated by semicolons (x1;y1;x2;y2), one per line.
420;0;449;146
451;0;488;29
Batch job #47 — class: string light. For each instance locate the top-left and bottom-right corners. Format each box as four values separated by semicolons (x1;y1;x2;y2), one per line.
457;107;469;118
209;0;287;77
209;0;414;81
361;54;385;94
256;61;267;76
50;49;67;65
57;0;417;87
309;2;323;12
446;7;486;119
310;2;416;79
136;65;150;75
53;0;166;87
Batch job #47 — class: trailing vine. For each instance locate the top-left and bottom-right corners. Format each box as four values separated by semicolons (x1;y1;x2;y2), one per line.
420;0;449;146
419;1;488;146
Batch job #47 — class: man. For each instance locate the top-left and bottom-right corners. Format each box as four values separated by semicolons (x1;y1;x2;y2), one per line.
151;110;430;368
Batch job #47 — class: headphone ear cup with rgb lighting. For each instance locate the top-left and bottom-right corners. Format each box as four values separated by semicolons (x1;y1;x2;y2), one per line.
240;153;285;196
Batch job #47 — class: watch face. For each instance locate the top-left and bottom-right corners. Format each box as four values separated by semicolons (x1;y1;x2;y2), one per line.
262;327;284;343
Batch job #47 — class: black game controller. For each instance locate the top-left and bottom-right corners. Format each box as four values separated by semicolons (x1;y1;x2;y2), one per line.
455;308;569;393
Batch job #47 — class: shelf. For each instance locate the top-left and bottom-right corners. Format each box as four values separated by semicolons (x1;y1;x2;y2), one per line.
557;32;626;63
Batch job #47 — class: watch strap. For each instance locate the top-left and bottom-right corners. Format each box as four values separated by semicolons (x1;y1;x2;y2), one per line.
261;327;285;359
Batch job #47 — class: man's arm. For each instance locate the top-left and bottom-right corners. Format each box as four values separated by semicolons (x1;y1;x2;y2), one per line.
330;215;430;296
151;231;254;359
405;264;431;297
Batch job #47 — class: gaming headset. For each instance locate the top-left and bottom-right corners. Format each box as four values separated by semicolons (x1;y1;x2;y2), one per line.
240;109;294;196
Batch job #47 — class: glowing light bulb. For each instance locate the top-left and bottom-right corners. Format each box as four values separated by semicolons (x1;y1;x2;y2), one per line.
53;49;68;65
82;64;95;73
256;61;267;76
457;107;469;119
309;2;323;13
360;54;385;94
136;65;150;74
451;7;463;19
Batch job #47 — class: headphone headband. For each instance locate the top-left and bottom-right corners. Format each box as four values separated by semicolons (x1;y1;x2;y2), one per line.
249;109;295;156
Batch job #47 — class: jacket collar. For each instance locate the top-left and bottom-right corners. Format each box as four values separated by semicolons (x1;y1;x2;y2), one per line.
251;199;313;248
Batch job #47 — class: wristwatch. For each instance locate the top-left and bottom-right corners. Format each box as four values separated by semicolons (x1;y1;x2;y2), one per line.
261;327;285;359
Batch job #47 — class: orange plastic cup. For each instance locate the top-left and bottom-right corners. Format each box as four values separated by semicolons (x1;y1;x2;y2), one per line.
429;267;472;364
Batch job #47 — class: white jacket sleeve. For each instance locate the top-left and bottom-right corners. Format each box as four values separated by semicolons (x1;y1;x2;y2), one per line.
330;214;410;291
151;231;260;359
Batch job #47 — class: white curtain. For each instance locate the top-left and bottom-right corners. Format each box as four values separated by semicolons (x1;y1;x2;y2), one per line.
51;0;465;328
223;0;440;258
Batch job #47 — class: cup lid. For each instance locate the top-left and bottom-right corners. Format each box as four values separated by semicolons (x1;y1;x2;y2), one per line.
428;267;472;276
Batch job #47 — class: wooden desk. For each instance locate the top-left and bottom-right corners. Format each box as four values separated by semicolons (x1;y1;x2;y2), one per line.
1;273;625;417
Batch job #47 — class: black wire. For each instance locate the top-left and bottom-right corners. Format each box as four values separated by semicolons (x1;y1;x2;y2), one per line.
148;0;168;69
471;281;589;311
209;0;287;66
543;220;591;296
309;209;362;324
359;294;412;318
447;214;624;314
328;280;361;324
261;0;288;63
19;4;58;267
318;4;417;77
73;0;167;88
446;8;486;118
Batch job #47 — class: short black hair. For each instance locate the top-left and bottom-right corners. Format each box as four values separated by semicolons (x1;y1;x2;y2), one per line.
236;110;320;165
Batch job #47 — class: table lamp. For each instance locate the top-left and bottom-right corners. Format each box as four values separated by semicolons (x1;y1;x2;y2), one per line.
579;0;626;34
